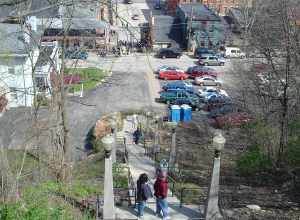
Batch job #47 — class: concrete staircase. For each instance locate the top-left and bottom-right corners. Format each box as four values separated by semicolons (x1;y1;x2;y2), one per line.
115;116;203;220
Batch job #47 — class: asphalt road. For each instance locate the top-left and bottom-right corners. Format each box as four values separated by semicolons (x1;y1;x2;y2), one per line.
0;54;165;160
0;51;239;160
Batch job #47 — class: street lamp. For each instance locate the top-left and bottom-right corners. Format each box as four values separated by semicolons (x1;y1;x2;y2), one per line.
109;116;117;163
168;121;178;167
102;135;114;158
205;132;226;220
101;134;115;219
213;133;226;158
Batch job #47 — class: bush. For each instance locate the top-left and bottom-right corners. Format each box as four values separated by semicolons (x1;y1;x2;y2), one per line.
237;147;273;176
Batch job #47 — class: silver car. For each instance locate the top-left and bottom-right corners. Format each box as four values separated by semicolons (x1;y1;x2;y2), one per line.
198;54;225;66
195;76;222;86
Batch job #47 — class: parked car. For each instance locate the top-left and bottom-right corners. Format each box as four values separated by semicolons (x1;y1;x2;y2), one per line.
156;66;184;74
162;81;193;92
157;48;182;59
225;47;246;58
159;90;202;110
208;104;237;118
195;76;222;86
159;69;189;80
186;66;218;79
198;54;225;66
194;48;215;58
214;112;253;128
154;3;161;9
65;50;88;59
198;87;228;98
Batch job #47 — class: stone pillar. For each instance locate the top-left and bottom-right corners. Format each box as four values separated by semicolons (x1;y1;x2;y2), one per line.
110;115;118;163
102;135;115;220
205;157;222;220
169;126;176;167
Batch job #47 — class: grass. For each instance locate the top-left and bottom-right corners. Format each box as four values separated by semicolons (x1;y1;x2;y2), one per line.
65;68;107;92
0;181;95;220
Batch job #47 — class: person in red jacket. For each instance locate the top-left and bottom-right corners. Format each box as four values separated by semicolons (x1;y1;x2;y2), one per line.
154;171;170;220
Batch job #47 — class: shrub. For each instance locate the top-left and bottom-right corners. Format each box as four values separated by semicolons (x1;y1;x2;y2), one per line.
237;147;272;176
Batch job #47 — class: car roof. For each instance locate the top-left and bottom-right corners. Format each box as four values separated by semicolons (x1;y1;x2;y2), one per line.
200;54;217;58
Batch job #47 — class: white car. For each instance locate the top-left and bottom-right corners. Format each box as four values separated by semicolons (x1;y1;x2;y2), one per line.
194;76;222;86
225;47;246;58
198;87;228;97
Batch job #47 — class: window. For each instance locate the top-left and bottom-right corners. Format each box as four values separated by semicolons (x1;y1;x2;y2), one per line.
9;87;18;101
8;67;15;74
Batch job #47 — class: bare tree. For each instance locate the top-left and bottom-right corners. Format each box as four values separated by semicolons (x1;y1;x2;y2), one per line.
235;0;300;167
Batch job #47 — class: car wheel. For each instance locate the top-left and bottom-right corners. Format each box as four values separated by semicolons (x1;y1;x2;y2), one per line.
195;107;199;111
199;83;203;86
162;55;166;59
166;100;170;105
220;62;225;66
177;55;180;59
240;55;245;59
204;63;208;66
216;83;221;87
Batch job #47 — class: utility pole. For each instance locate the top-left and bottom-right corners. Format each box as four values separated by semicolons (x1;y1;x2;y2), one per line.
108;0;114;25
187;6;194;51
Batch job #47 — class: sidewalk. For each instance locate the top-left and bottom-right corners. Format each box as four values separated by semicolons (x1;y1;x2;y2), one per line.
115;116;203;219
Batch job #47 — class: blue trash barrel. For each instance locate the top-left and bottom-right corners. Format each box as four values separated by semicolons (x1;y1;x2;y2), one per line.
181;104;192;121
169;105;181;122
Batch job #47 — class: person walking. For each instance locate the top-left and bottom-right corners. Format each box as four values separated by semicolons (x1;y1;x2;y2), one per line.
136;173;153;218
133;128;142;145
154;171;170;220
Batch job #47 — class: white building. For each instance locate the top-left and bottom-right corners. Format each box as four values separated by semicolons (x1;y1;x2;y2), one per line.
0;23;59;109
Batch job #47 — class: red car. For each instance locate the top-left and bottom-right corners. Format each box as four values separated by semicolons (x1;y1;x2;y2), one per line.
159;70;189;80
186;66;218;79
214;112;253;128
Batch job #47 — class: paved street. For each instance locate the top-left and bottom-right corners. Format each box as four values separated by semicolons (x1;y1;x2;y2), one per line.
0;51;238;161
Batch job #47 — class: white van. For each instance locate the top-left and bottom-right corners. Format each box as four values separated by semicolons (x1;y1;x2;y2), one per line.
225;47;246;58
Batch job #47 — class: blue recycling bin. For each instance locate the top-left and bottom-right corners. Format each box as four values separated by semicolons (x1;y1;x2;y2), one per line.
169;105;181;122
181;104;192;121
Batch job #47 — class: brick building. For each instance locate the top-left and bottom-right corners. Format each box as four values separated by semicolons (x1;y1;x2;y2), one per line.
176;3;225;50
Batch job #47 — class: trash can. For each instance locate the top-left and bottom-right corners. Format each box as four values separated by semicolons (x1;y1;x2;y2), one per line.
181;104;192;121
169;105;181;122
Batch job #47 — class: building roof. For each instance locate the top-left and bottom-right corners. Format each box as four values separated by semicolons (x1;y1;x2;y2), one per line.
0;23;28;55
61;1;100;19
177;3;221;21
29;0;60;18
153;16;175;43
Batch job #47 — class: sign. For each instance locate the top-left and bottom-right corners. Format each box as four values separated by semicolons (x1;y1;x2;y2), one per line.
160;159;169;169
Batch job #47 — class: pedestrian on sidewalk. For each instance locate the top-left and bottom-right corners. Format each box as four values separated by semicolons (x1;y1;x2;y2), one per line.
136;173;153;218
133;128;142;145
154;171;170;220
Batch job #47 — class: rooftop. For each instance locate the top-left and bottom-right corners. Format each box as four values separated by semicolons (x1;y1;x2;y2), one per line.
178;3;221;21
0;23;29;55
153;16;175;43
29;0;60;18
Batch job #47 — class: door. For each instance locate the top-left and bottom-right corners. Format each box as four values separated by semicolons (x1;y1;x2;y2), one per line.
208;57;217;65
